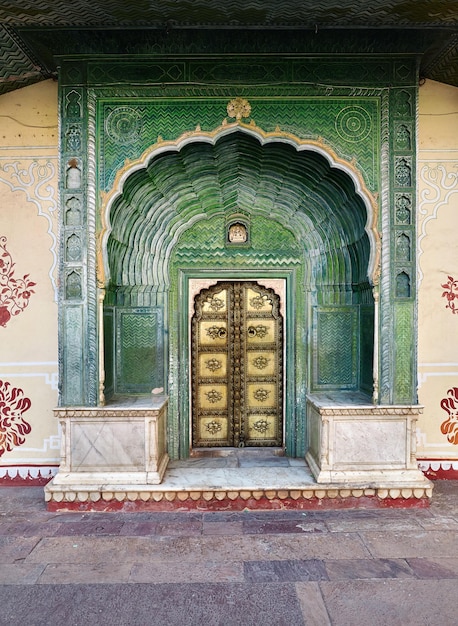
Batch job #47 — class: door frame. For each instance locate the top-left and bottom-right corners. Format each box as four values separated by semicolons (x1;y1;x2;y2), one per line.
176;268;299;458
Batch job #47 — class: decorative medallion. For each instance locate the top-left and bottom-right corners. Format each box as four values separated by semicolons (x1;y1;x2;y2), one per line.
0;379;32;457
252;418;270;434
253;388;271;402
0;237;36;328
335;106;372;143
105;106;143;144
252;355;270;370
441;276;458;314
206;295;224;311
205;358;223;372
250;294;270;310
247;324;268;338
206;325;227;340
440;387;458;444
205;389;223;403
227;97;251;121
205;420;223;435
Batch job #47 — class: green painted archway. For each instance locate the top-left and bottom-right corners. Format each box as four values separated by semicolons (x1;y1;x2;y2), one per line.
102;127;377;458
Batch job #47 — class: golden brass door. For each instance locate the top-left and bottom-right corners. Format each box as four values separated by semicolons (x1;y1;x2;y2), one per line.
192;281;283;447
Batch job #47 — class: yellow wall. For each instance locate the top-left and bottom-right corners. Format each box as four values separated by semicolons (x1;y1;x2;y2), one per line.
417;80;458;462
0;80;59;475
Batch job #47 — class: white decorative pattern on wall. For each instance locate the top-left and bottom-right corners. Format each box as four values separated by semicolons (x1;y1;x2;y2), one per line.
418;160;458;286
0;158;59;300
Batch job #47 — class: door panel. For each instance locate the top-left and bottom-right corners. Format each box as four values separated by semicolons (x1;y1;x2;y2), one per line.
192;281;283;447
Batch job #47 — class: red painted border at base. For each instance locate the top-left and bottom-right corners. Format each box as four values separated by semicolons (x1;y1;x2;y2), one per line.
0;467;56;487
419;460;458;481
47;494;430;513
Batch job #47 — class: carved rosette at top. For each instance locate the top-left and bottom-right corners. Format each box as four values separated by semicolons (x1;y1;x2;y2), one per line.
227;98;251;121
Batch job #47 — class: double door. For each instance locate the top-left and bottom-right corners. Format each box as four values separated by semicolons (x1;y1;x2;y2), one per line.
191;281;283;447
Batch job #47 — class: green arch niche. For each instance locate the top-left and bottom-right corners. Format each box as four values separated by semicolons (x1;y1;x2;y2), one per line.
104;131;374;459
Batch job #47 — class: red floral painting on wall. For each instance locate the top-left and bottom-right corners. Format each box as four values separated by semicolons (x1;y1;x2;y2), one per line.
0;236;36;327
441;276;458;314
0;380;32;457
440;387;458;445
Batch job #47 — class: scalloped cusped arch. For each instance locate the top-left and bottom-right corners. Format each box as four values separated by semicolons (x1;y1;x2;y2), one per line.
106;131;373;296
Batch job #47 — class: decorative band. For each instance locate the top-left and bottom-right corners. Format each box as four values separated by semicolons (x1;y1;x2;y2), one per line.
418;459;458;480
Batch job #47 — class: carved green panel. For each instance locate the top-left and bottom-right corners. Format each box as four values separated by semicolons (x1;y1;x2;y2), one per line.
360;305;375;395
394;302;414;403
103;308;114;398
98;97;380;192
313;306;358;389
62;306;84;405
115;308;164;394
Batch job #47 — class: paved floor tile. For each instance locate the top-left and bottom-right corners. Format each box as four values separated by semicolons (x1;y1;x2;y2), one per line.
243;519;327;534
0;582;304;626
199;532;370;561
295;581;332;626
118;521;158;536
38;562;133;584
0;563;46;584
0;536;40;563
202;521;244;535
416;516;458;530
360;530;458;559
324;558;415;580
130;560;244;583
244;558;328;582
324;517;424;533
406;557;458;579
155;520;203;536
320;579;458;626
26;536;205;564
52;521;124;536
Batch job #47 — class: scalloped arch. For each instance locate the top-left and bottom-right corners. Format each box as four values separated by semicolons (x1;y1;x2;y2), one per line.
99;121;380;291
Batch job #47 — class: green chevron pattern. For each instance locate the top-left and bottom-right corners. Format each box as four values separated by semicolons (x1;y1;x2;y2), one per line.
0;27;45;96
100;98;379;191
2;1;457;26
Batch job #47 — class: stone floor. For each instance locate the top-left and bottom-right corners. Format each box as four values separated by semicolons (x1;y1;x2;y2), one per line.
1;480;458;625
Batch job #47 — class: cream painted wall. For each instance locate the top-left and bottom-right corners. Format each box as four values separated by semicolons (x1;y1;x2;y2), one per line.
0;80;60;474
417;80;458;461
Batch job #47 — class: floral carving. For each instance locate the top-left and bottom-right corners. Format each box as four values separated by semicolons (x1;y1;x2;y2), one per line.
253;388;271;402
252;355;270;370
250;294;270;310
0;237;36;328
252;418;270;434
227;97;251;120
205;358;223;373
205;389;223;403
440;387;458;444
206;325;227;340
247;324;268;338
441;276;458;314
0;380;32;457
205;420;223;435
206;295;224;311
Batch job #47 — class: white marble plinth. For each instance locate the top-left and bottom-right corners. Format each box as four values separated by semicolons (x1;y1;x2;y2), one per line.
47;396;169;488
306;393;430;487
